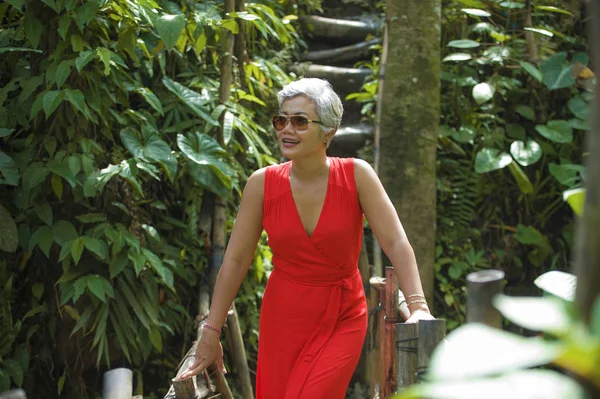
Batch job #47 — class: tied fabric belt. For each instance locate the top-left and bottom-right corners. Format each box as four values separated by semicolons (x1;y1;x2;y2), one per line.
273;268;361;399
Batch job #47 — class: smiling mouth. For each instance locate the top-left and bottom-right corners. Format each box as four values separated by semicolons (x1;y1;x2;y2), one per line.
282;138;300;144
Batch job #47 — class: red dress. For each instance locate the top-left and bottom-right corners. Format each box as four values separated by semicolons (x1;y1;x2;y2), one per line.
256;157;368;399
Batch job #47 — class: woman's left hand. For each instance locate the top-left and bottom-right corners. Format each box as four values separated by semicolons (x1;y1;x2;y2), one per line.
405;309;435;324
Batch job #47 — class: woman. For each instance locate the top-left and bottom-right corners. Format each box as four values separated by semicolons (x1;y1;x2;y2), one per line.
178;78;433;398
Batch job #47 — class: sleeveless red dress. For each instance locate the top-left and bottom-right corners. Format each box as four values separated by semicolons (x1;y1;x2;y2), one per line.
256;157;368;399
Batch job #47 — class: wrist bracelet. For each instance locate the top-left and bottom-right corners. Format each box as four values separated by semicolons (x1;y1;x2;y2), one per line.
406;299;427;307
203;323;222;334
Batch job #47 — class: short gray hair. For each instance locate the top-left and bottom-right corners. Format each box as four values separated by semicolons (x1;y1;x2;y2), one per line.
277;78;343;134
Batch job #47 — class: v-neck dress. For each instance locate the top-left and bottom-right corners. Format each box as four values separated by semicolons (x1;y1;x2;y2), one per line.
256;157;368;399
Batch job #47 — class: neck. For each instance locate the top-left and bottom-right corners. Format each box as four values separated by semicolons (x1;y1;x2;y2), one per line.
290;151;329;180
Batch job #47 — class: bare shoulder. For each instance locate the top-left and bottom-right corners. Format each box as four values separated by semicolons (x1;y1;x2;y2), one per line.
242;167;266;199
353;158;378;192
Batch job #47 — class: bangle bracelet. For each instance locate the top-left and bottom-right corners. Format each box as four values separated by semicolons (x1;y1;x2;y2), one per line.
406;299;427;307
203;323;222;334
406;294;425;300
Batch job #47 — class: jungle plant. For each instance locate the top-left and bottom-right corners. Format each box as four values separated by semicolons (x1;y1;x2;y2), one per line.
0;0;304;396
393;270;600;399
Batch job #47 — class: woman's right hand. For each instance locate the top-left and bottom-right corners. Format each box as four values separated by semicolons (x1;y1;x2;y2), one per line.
178;329;226;380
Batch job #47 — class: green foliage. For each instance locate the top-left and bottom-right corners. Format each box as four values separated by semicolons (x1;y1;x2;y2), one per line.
433;0;593;328
393;272;600;398
0;0;301;396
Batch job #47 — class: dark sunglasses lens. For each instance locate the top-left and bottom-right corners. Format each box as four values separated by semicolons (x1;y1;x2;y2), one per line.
272;116;287;130
290;116;309;129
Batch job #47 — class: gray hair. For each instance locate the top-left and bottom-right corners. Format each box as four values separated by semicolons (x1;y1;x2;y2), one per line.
277;78;343;134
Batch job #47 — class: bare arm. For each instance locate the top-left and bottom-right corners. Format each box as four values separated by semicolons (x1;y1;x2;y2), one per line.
206;168;265;328
354;159;432;318
180;168;265;379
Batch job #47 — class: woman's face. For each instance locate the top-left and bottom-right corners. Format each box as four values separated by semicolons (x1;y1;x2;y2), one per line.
275;95;327;159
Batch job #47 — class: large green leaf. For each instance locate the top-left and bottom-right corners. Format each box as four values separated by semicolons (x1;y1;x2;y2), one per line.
138;87;164;115
515;105;535;121
71;237;84;264
52;220;78;246
428;324;560;380
500;1;525;8
3;359;23;387
58;14;71;40
82;236;109;260
519;61;542;82
55;60;73;90
534;271;577;302
567;95;591;120
493;295;571;335
397;370;586;399
73;1;98;31
447;39;480;48
188;161;232;199
472;82;494;105
34;201;53;226
562;187;585;216
43;90;65;119
541;52;575;90
548;163;584;186
120;128;172;163
156;14;186;50
178;132;232;189
223;110;234;145
510;140;542;166
535;120;573;143
474;148;512;173
75;50;95;72
508;162;533;194
162;77;218;125
86;275;114;302
0;151;19;186
442;53;472;62
461;8;491;17
0;204;18;253
24;13;42;48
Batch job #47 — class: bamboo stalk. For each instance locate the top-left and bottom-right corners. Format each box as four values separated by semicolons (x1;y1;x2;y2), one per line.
225;303;254;399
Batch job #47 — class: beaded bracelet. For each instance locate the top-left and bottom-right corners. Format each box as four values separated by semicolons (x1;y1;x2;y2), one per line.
203;323;222;334
406;299;427;307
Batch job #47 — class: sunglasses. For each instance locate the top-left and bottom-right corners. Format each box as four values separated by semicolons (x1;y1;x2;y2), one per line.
272;115;323;131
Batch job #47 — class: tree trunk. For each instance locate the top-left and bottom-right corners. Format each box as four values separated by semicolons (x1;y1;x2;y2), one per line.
573;0;600;325
378;0;440;304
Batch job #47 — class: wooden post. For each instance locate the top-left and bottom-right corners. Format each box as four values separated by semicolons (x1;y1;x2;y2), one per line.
396;323;418;390
466;269;505;328
0;390;26;399
171;376;196;399
382;266;400;398
103;368;132;399
368;275;385;398
417;319;446;379
354;236;370;384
